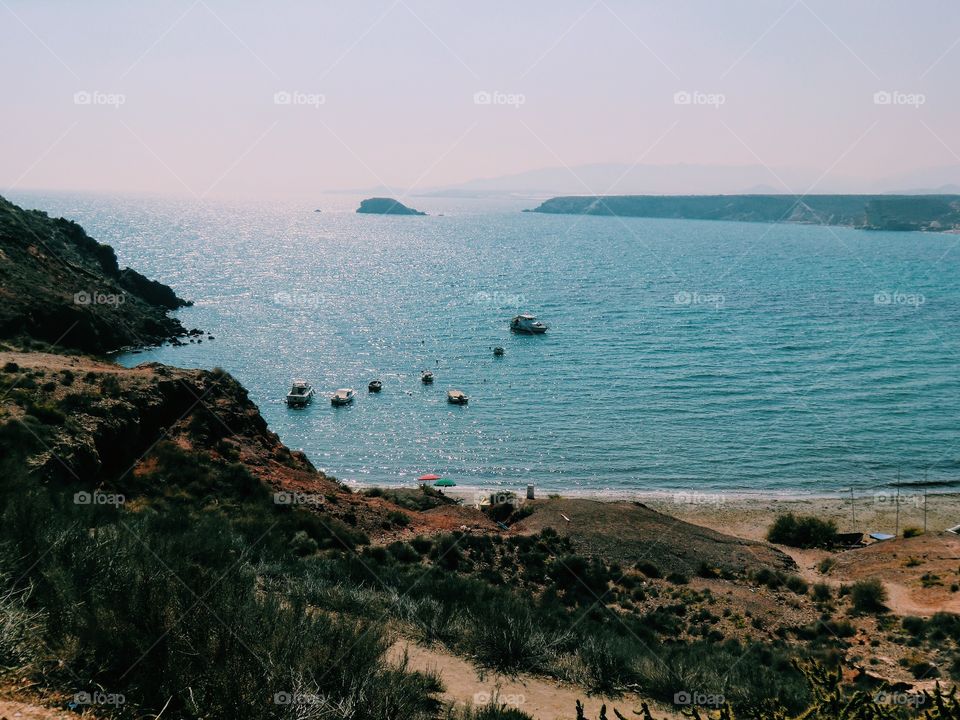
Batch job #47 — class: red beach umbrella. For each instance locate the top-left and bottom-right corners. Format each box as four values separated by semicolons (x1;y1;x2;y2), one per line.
418;473;441;482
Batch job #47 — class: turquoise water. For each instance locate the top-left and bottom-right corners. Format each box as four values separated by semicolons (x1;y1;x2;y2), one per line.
12;191;960;496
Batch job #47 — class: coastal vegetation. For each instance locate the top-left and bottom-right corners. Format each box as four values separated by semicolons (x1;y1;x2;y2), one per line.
767;513;838;548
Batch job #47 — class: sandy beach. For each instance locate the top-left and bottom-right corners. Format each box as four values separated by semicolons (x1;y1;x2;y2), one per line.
408;483;960;543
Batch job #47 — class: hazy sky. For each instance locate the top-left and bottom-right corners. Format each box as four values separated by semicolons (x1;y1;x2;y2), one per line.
2;1;959;198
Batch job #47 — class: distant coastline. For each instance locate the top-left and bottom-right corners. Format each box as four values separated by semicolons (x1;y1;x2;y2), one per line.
527;193;960;232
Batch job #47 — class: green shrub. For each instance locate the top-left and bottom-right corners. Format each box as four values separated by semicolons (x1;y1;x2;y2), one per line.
548;555;610;602
578;633;639;693
903;526;923;538
430;534;465;571
388;541;420;564
468;601;561;673
908;659;940;679
289;530;318;556
785;575;808;595
697;562;721;579
99;374;122;397
410;536;433;555
24;401;65;425
0;577;44;672
634;561;661;578
450;704;533;720
753;567;784;589
903;615;926;638
767;513;837;548
850;578;887;613
811;583;832;602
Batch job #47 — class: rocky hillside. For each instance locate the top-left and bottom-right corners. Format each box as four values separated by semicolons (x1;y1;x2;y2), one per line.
0;351;432;537
0;195;191;353
527;194;960;231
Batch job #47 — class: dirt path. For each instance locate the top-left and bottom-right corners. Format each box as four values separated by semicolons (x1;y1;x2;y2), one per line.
0;699;75;719
776;534;960;617
881;580;960;616
390;641;680;720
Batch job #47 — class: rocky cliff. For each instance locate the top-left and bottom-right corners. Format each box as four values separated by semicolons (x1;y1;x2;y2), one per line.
0;195;191;353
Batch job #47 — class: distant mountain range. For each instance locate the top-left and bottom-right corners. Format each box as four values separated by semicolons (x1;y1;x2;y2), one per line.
335;163;960;199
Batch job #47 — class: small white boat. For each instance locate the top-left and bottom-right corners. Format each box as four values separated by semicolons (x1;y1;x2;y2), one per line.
331;388;355;406
368;380;382;393
510;313;548;334
286;380;314;407
421;371;434;384
447;389;469;405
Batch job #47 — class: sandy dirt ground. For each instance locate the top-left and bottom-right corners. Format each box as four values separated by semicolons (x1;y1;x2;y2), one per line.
642;493;960;543
0;699;76;719
390;642;681;720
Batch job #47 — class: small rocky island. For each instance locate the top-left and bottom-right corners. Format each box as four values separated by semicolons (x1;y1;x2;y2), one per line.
356;197;427;215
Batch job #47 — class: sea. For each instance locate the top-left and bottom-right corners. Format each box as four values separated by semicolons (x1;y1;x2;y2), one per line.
11;190;960;499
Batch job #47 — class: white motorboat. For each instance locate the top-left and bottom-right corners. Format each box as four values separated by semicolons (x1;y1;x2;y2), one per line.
447;389;469;405
286;380;314;407
331;388;355;406
421;370;434;384
510;313;548;334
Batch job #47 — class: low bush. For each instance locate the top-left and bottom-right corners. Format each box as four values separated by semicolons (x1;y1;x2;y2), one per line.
767;513;837;548
634;561;661;578
785;575;808;595
448;705;533;720
850;578;888;613
468;601;563;673
811;583;832;603
753;567;784;590
577;632;638;693
24;401;65;425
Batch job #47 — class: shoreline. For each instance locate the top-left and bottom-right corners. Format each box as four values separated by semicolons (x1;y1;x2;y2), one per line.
345;480;960;543
344;478;960;503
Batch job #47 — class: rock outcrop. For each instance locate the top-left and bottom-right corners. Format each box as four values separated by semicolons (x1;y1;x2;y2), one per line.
0;195;191;353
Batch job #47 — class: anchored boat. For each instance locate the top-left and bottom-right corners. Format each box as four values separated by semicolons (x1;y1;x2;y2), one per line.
447;389;469;405
331;388;355;406
510;313;548;334
286;380;314;407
